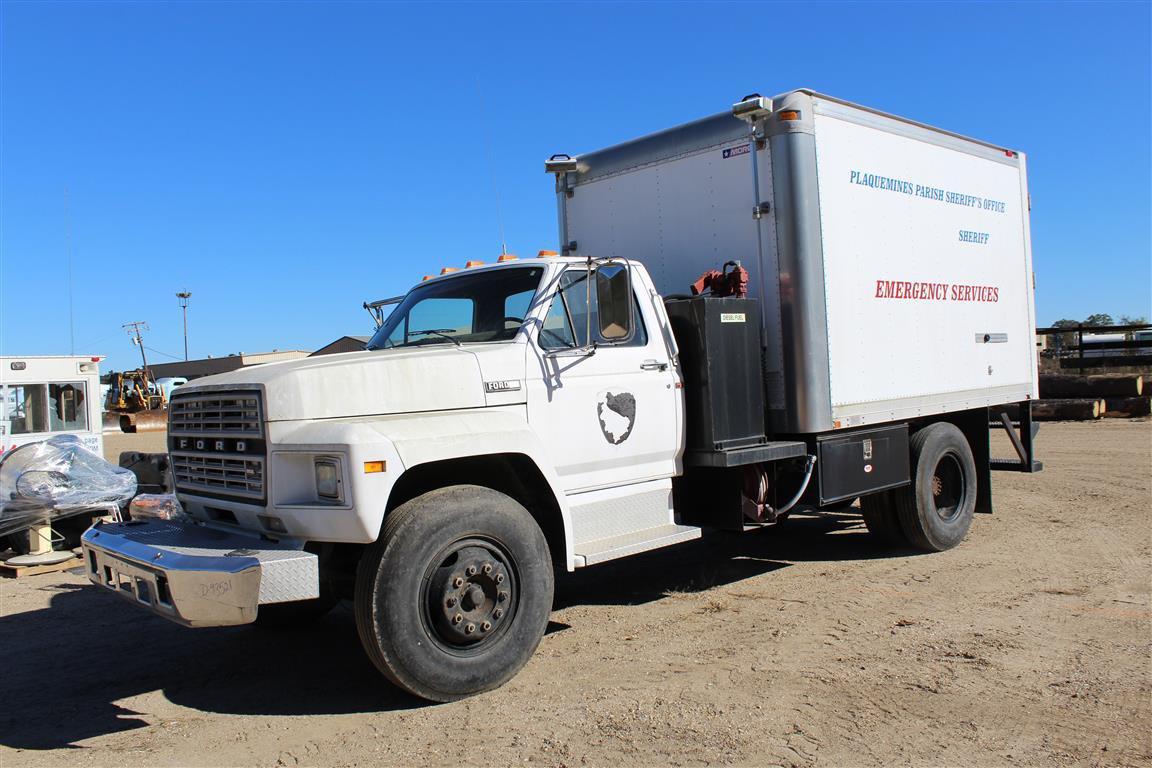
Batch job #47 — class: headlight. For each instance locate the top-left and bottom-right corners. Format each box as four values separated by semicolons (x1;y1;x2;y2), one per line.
314;459;342;501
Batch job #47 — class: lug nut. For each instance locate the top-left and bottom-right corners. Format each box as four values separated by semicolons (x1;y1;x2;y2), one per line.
453;577;464;588
446;597;457;607
465;623;475;634
495;573;505;584
497;591;508;603
481;621;492;632
482;563;493;575
493;608;503;619
466;565;477;576
453;614;463;624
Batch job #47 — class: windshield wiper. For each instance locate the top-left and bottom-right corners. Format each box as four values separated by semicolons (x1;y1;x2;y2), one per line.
408;329;461;347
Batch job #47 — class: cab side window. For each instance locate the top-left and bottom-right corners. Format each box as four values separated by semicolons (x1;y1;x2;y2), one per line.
539;270;648;350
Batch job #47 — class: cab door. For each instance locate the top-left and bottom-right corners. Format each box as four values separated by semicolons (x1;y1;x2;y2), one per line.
525;265;682;494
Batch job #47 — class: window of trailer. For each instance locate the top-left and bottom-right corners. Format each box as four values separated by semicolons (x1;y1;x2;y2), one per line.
2;382;88;434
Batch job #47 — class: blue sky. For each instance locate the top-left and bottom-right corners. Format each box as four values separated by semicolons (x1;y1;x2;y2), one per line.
1;1;1149;372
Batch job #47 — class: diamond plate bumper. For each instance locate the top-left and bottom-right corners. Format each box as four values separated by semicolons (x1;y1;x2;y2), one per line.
81;519;319;627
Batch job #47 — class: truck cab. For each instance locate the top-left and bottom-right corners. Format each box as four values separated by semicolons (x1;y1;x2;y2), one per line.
148;256;685;557
83;255;710;700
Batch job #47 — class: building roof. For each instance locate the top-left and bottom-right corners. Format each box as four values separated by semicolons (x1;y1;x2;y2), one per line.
148;350;311;380
311;336;372;357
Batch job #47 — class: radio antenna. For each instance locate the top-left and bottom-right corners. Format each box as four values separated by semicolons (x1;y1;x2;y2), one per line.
475;78;508;256
65;187;75;355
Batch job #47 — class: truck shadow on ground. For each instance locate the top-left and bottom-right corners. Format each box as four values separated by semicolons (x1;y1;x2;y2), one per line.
556;508;916;608
0;511;907;749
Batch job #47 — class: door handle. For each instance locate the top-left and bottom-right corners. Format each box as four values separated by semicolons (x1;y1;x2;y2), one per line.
640;360;668;371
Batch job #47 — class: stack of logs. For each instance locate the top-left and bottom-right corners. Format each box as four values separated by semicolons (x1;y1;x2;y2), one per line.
1004;374;1149;421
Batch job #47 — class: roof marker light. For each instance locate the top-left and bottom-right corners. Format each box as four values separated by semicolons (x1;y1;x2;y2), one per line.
441;267;460;275
537;250;559;257
465;260;485;268
497;254;518;262
422;275;434;281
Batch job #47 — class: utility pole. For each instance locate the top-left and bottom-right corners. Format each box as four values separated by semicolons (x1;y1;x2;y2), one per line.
176;291;192;360
123;321;151;373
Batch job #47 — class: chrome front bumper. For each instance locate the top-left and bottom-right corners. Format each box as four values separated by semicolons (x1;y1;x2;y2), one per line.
81;519;319;627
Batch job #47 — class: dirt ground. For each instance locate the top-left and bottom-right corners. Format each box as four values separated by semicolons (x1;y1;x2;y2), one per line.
1;420;1149;767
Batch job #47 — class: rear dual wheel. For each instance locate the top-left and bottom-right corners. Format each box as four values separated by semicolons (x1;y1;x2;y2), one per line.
355;485;554;702
862;422;977;552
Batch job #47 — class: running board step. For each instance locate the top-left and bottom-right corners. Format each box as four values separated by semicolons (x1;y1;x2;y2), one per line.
573;524;702;568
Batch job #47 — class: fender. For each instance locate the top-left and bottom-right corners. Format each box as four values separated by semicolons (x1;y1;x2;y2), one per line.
269;407;575;567
372;406;575;570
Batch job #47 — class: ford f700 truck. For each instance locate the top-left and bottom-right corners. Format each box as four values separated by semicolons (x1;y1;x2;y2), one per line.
82;90;1041;701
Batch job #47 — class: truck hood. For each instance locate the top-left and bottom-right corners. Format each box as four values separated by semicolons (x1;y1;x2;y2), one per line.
176;345;513;422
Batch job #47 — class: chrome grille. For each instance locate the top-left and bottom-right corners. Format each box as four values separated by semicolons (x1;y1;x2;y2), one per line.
169;390;265;502
172;453;264;500
169;392;262;436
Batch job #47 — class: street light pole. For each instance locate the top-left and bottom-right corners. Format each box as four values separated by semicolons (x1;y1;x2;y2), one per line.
176;291;192;360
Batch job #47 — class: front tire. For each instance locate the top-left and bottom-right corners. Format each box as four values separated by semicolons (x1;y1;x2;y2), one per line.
892;422;978;551
354;485;554;702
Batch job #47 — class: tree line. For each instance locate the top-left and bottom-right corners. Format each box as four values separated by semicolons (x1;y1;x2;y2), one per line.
1050;314;1148;328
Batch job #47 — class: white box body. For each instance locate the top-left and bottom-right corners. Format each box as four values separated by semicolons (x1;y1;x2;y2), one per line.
556;89;1038;433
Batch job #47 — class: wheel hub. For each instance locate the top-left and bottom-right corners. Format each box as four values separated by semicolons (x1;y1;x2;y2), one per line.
429;545;514;647
931;453;964;521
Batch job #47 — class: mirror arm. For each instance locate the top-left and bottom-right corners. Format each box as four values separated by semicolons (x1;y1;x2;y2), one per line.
544;342;596;359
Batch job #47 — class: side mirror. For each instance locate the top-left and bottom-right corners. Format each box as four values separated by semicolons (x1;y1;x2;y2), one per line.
594;262;634;343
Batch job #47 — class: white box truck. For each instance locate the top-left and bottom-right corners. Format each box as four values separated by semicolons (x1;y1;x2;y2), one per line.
82;90;1041;701
2;355;107;553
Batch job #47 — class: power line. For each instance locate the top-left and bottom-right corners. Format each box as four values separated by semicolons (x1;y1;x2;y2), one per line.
144;345;183;361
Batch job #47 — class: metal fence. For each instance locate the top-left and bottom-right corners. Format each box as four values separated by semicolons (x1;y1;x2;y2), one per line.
1036;323;1152;373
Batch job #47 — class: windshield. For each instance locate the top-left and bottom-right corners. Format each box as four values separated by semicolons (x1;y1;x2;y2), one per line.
366;266;544;350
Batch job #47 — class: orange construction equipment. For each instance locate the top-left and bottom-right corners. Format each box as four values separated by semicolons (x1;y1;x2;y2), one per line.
104;369;167;432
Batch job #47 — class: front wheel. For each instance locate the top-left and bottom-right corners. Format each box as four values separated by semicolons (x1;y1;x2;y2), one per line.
354;485;554;702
